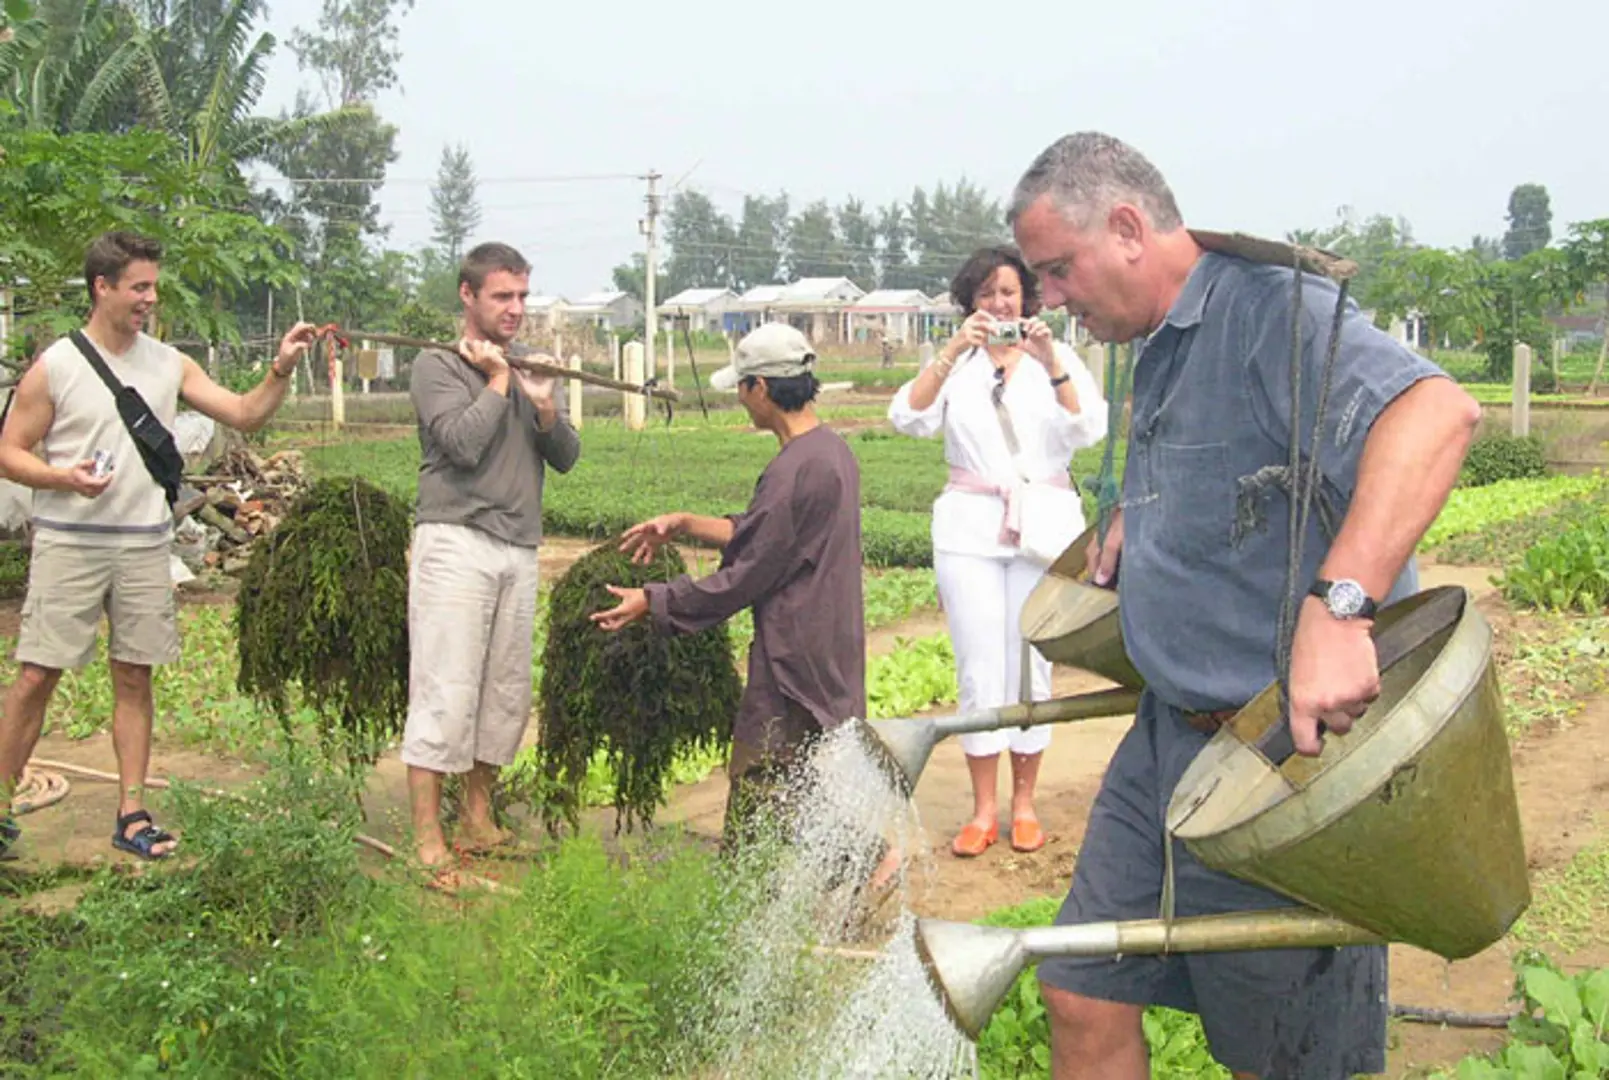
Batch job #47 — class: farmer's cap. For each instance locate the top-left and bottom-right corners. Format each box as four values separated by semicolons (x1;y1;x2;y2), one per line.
710;322;816;392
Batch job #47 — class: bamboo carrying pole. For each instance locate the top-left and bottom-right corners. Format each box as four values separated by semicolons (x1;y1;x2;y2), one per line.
343;329;682;403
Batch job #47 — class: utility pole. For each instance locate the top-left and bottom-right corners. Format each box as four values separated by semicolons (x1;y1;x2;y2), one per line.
640;169;662;386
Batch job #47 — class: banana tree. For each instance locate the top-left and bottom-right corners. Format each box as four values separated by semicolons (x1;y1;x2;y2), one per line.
1;0;359;172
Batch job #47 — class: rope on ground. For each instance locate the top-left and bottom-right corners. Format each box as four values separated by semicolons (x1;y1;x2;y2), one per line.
12;766;70;814
22;756;396;859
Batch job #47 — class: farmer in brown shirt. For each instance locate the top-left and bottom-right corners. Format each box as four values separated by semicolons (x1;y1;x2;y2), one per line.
591;323;867;846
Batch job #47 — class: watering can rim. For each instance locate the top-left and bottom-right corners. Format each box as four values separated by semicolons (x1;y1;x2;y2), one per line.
1170;585;1490;845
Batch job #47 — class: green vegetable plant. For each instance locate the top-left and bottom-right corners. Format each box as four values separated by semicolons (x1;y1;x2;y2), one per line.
1498;515;1609;613
1441;953;1609;1079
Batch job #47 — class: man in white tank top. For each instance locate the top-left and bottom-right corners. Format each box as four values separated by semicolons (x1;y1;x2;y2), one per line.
0;231;317;861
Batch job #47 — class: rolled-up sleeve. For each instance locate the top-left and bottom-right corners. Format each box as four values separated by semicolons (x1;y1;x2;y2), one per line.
1243;275;1447;500
411;351;510;469
1046;342;1110;453
645;497;795;635
887;359;951;438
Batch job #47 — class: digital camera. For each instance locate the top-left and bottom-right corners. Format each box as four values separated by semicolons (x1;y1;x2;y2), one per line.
987;320;1025;345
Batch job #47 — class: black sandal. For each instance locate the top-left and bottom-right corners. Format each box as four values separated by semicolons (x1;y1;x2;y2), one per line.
0;815;18;861
112;810;176;860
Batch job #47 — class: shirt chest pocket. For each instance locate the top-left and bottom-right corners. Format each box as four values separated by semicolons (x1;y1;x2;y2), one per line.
1150;441;1233;561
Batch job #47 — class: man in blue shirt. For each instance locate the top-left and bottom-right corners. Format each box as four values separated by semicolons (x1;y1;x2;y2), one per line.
1008;132;1482;1079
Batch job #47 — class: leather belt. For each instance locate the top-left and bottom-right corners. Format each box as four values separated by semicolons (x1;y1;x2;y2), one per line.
1182;707;1240;735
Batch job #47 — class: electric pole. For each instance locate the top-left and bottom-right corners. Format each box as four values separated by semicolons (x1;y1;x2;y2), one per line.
640;169;662;385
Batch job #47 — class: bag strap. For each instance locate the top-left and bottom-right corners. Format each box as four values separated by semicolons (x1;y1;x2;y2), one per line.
986;350;1080;495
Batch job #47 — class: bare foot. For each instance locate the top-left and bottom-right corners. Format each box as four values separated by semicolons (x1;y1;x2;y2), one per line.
416;836;453;870
454;821;514;854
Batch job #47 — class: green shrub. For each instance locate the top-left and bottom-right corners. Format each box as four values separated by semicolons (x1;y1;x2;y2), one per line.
6;754;738;1078
1459;434;1548;488
1499;514;1609;613
0;539;29;598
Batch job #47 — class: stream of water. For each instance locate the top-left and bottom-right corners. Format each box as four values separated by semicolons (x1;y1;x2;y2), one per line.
677;720;979;1079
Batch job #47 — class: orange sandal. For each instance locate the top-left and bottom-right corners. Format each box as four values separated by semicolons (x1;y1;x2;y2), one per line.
951;821;999;858
1011;818;1046;853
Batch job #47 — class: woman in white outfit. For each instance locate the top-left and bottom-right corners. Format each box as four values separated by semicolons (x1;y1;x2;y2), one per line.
888;246;1107;857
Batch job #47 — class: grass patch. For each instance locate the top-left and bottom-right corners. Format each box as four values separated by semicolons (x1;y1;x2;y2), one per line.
1436;484;1609;566
1496;615;1608;737
1509;834;1609;952
0;755;738;1077
1418;474;1608;551
303;424;1126;569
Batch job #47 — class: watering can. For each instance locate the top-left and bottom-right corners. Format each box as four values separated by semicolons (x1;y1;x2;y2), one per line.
850;687;1142;797
913;584;1530;1038
1018;523;1144;691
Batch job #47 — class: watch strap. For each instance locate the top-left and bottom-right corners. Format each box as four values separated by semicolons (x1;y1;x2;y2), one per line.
1309;578;1378;620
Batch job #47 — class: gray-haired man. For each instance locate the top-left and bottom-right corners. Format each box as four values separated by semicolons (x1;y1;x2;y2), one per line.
1007;132;1480;1079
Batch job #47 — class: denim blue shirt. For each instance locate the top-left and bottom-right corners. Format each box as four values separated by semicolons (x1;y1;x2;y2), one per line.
1118;252;1447;712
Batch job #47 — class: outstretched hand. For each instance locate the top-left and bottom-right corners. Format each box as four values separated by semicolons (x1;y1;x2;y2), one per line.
590;586;649;632
618;513;684;565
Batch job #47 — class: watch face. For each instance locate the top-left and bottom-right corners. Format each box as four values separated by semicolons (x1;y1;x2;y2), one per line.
1329;579;1367;618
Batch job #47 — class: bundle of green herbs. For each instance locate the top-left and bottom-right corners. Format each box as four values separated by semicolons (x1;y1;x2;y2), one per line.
537;542;740;834
234;476;412;770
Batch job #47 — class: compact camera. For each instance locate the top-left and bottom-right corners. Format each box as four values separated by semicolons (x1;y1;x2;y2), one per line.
987;320;1025;345
91;449;115;478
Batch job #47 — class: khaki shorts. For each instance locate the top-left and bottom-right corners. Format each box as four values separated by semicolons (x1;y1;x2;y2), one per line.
401;522;540;775
15;536;180;671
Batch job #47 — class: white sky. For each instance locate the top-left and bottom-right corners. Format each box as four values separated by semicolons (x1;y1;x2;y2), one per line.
255;0;1609;298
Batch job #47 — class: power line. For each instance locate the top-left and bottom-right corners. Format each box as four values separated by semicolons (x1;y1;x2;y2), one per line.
246;172;643;186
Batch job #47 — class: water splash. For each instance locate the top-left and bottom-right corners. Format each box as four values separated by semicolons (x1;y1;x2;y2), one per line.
806;913;978;1080
672;720;977;1078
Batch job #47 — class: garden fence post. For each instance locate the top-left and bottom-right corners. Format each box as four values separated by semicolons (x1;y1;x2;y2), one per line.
569;354;584;431
1511;343;1531;438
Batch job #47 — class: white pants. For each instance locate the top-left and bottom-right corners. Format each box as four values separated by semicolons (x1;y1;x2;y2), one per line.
934;551;1054;758
402;523;540;774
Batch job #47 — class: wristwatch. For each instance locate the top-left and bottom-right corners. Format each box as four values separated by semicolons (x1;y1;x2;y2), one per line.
1309;578;1377;620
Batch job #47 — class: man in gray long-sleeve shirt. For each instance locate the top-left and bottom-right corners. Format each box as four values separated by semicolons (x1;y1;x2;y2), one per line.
403;241;580;880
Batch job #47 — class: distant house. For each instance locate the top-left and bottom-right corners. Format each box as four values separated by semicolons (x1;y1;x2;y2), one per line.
657;287;739;334
768;277;866;344
524;295;570;331
1549;313;1605;349
849;289;931;345
565;290;643;331
920;292;962;341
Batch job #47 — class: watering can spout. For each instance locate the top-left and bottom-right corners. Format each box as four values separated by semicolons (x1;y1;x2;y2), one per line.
915;909;1384;1041
855;688;1144;796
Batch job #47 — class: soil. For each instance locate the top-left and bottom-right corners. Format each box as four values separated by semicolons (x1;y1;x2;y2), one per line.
3;558;1606;1078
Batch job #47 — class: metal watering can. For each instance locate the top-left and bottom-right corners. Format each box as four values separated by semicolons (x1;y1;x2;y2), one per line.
910;585;1531;1038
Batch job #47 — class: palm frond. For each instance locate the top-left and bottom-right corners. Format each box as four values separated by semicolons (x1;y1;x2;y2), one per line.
66;34;151;131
